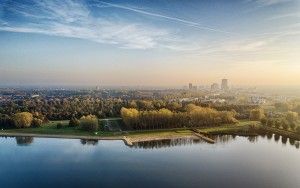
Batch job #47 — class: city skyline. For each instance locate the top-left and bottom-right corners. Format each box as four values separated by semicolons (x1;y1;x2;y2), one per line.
0;0;299;86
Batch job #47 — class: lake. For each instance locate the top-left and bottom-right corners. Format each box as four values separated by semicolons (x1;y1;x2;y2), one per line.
0;135;299;188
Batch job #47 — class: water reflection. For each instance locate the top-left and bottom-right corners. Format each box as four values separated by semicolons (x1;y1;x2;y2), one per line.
15;136;34;146
131;138;204;149
130;134;300;150
210;134;236;143
3;134;299;150
80;139;99;146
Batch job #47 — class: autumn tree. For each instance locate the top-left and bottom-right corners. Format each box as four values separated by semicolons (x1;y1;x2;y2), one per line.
80;115;99;132
249;109;265;121
12;112;33;128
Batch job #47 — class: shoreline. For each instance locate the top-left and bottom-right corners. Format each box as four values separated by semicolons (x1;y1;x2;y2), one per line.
1;121;299;145
0;132;199;146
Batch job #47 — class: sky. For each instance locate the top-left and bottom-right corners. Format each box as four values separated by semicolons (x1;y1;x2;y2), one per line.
0;0;299;87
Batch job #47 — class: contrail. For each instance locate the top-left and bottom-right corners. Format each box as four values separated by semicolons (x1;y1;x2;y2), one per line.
97;1;235;34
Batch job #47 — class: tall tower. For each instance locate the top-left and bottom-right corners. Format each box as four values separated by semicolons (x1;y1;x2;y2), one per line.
221;79;229;91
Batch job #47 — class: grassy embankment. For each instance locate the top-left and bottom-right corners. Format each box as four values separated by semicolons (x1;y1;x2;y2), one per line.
1;119;299;141
0;119;256;137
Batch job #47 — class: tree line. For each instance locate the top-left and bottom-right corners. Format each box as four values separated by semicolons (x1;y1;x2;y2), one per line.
121;104;238;130
0;97;259;121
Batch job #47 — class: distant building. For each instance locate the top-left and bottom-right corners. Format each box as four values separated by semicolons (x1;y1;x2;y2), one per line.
221;79;229;91
189;83;193;90
192;86;197;91
211;83;219;91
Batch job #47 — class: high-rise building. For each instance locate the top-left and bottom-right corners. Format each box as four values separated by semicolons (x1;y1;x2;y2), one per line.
221;79;229;91
189;83;193;90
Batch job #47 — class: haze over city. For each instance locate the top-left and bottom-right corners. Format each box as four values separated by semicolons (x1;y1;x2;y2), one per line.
0;0;299;87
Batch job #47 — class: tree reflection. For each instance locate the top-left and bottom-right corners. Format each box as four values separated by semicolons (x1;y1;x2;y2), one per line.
274;134;280;142
131;138;204;149
131;135;236;149
15;136;34;146
212;135;235;143
266;133;273;140
281;136;288;145
289;138;295;146
248;136;258;143
80;139;99;146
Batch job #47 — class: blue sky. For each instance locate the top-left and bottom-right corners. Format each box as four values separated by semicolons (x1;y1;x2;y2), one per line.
0;0;299;86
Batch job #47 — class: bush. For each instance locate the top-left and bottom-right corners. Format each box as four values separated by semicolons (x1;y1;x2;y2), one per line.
69;117;80;127
32;118;43;127
56;122;63;129
12;112;33;128
80;115;98;132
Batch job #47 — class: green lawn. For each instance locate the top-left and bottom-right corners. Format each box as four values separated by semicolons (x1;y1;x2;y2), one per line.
1;119;299;140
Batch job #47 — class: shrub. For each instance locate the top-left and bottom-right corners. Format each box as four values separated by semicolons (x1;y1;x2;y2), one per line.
12;112;33;128
80;115;98;132
69;117;80;127
56;122;63;129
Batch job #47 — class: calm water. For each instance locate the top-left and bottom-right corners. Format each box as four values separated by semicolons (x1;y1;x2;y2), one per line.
0;135;299;188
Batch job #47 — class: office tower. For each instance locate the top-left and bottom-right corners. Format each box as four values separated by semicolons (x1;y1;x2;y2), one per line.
189;83;193;90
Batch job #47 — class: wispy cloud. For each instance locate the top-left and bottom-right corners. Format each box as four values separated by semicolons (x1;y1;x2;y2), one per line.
0;0;171;49
248;0;293;6
95;1;234;34
267;12;300;20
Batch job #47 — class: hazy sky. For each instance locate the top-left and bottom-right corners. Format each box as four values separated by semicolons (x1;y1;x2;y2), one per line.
0;0;299;87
